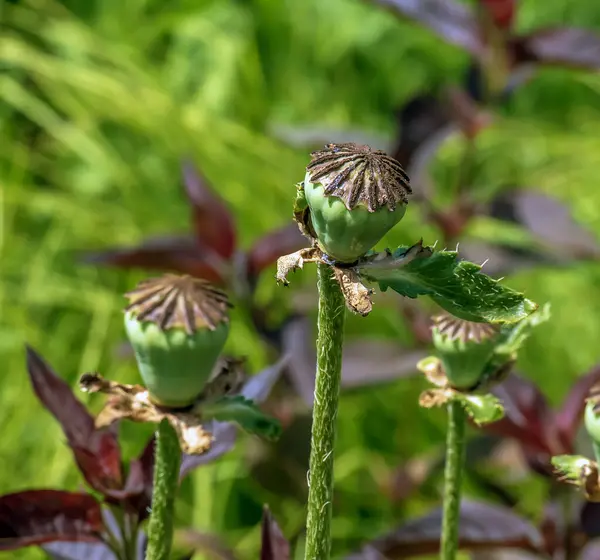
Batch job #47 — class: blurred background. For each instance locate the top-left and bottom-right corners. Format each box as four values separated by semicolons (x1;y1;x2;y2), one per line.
3;0;600;558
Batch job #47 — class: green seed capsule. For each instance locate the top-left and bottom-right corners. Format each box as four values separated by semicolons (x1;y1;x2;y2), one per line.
304;143;411;263
431;314;499;390
123;274;231;408
585;398;600;446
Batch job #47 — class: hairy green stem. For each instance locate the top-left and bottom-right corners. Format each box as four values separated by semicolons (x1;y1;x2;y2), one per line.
441;400;467;560
146;419;181;560
304;263;346;560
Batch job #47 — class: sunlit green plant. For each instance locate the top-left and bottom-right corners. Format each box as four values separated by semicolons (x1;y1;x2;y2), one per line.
277;142;538;560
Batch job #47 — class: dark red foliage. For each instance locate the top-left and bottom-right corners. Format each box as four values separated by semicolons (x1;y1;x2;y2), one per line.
260;507;290;560
0;490;103;550
488;189;600;260
119;436;156;520
25;347;123;496
181;160;237;260
487;367;600;473
513;27;600;71
84;235;224;285
373;0;481;55
372;0;600;90
348;500;544;558
83;161;306;293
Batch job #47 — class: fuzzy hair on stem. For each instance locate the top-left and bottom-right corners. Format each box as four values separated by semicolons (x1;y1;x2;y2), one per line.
146;419;181;560
304;263;346;559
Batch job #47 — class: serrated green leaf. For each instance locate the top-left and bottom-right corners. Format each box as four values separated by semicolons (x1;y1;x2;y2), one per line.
356;242;538;323
494;303;551;356
455;393;505;425
202;396;282;440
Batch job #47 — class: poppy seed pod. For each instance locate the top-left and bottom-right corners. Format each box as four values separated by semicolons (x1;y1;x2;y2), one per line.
123;274;231;408
585;388;600;446
431;314;500;390
304;143;411;263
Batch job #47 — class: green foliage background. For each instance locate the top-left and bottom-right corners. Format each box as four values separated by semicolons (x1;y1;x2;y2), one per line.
2;0;600;558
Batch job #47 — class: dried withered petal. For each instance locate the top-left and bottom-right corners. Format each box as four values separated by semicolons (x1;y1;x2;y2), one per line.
306;143;412;212
419;388;454;408
417;357;449;388
194;356;247;401
432;313;499;343
331;266;373;316
79;373;212;455
275;247;319;286
124;274;231;334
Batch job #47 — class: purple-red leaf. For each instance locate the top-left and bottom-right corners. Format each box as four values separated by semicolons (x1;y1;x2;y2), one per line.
181;161;237;260
122;436;156;520
372;0;482;55
0;490;103;550
580;502;600;540
347;500;544;558
393;93;454;193
488;189;600;259
582;542;600;560
281;315;426;405
260;506;290;560
514;27;600;71
82;235;226;285
487;373;563;456
458;240;560;277
392;89;490;196
43;542;117;560
25;347;123;495
247;224;307;279
44;509;147;560
556;365;600;452
339;341;425;389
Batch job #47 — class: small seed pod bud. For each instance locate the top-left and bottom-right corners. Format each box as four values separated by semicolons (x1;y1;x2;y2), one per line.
123;274;231;408
304;143;411;263
585;385;600;446
431;314;499;390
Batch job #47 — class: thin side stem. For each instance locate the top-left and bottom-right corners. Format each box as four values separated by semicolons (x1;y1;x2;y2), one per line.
304;263;346;560
146;419;181;560
441;400;467;560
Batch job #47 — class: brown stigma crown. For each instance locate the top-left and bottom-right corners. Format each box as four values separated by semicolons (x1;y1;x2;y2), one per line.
432;313;499;343
124;274;231;334
305;143;412;212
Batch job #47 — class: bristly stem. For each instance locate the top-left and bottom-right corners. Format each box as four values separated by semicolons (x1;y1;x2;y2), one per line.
146;419;181;560
441;399;467;560
304;263;346;560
